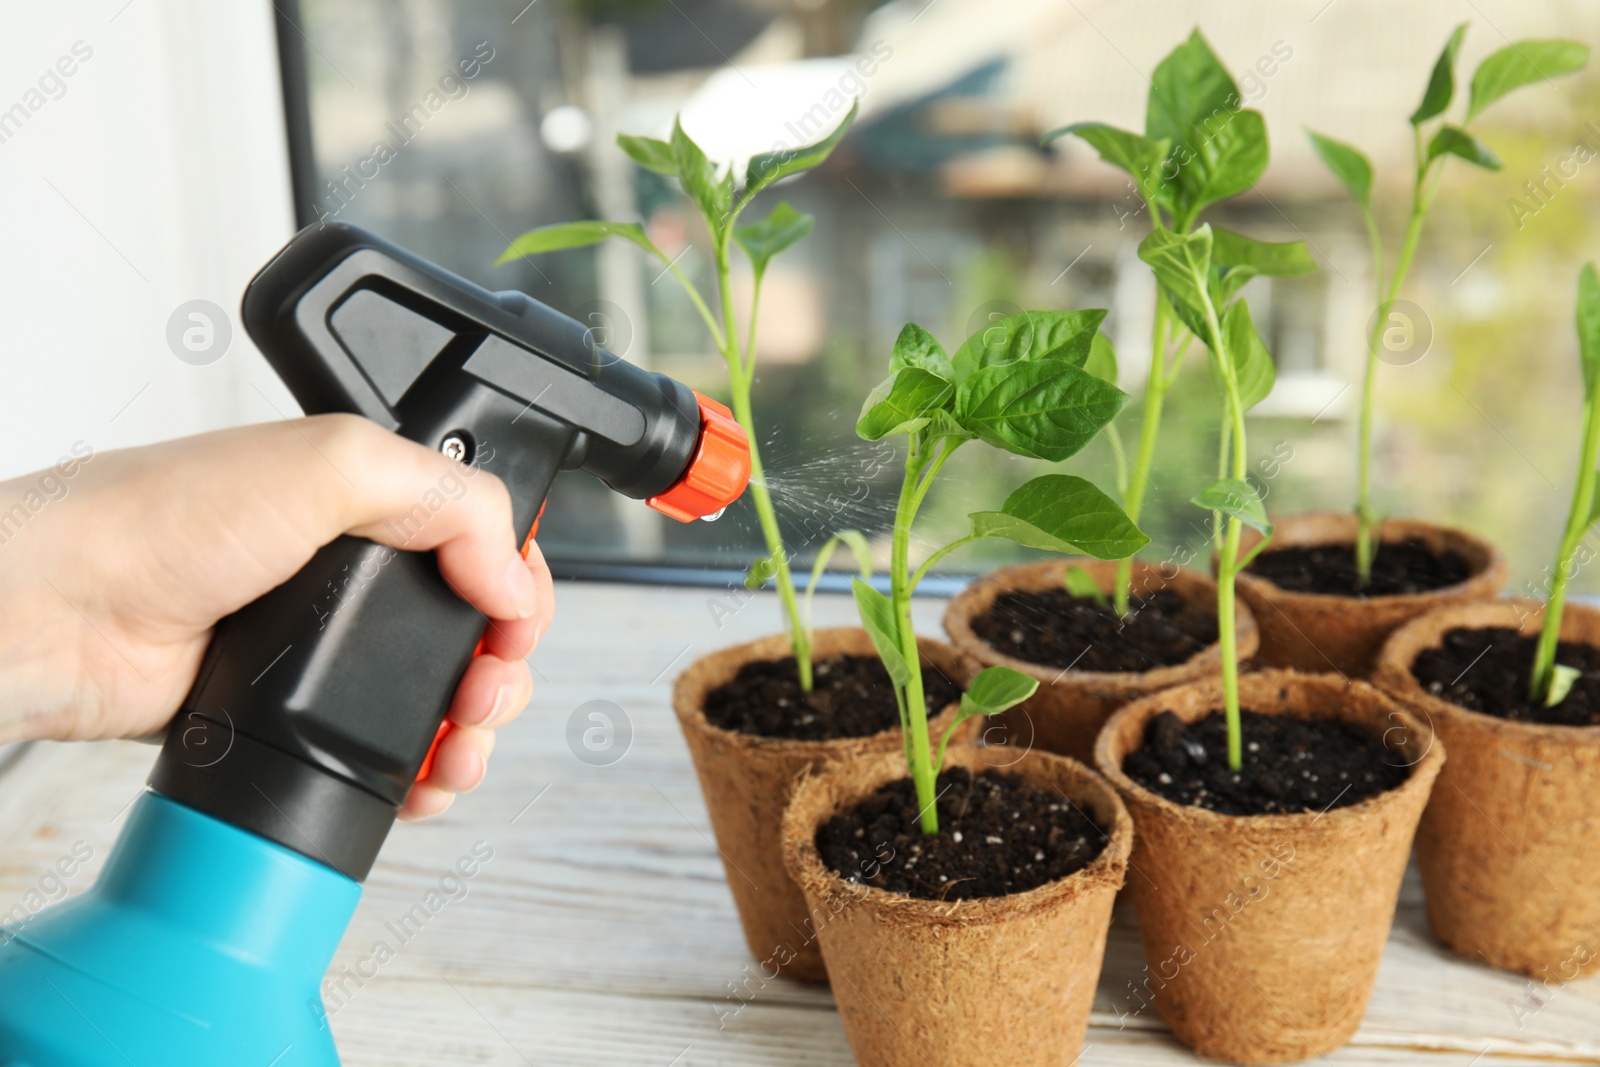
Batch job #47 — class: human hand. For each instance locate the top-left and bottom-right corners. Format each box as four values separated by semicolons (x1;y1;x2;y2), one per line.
0;414;553;820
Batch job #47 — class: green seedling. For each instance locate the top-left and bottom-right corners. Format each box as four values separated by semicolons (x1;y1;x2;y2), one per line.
802;529;874;644
499;105;859;691
1139;224;1278;771
852;314;1149;833
1530;264;1600;706
1064;565;1109;609
1307;26;1588;584
1045;29;1314;615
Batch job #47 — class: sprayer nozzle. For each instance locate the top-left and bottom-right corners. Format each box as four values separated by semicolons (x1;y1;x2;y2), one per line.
646;392;750;522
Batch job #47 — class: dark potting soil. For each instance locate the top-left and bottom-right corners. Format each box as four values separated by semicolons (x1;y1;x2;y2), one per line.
970;588;1214;673
703;654;960;741
815;767;1106;901
1245;537;1472;597
1409;626;1600;727
1123;709;1411;816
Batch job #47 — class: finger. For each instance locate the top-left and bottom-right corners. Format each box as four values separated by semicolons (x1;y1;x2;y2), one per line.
481;616;540;663
306;415;538;624
522;540;556;642
52;416;537;633
423;724;496;794
399;782;455;821
480;552;553;661
447;654;532;729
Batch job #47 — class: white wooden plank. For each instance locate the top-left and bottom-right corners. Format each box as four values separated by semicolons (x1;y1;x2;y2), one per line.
325;981;1589;1067
0;583;1596;1065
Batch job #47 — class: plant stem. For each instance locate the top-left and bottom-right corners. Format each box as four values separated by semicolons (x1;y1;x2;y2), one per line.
712;233;810;689
1114;293;1173;615
892;438;939;833
1213;416;1231;553
908;437;958;517
744;270;763;380
910;534;978;593
1356;127;1431;583
1199;284;1249;774
664;258;726;351
1106;422;1130;500
1532;389;1600;699
1217;516;1244;771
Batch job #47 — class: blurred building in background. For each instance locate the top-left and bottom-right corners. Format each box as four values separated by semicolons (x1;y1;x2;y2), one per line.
297;0;1600;593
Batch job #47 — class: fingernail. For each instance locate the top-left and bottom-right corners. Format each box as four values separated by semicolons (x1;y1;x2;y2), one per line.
504;556;538;618
467;734;495;791
484;682;514;727
466;750;487;792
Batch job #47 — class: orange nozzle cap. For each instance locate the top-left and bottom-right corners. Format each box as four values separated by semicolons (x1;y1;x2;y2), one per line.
647;392;751;523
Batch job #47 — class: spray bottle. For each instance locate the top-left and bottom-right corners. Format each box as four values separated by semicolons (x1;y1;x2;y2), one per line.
0;223;750;1066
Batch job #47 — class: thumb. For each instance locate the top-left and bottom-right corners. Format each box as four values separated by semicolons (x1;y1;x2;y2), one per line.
307;416;542;624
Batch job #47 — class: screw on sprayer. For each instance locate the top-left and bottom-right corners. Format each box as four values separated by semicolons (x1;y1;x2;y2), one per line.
645;392;749;523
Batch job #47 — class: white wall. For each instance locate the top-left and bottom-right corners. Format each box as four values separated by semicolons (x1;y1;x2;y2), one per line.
0;0;300;481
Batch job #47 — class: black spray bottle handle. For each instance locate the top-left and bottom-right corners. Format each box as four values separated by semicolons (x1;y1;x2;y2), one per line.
149;224;745;880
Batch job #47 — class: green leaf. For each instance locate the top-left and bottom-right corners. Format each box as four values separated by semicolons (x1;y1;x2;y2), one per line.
496;220;661;265
1139;226;1214;339
1306;129;1374;210
1210;264;1259;306
1211;228;1316;277
1162;285;1211;340
1588;471;1600;527
936;663;1041;767
1146;30;1239;151
1222;299;1276;410
1139;225;1212;309
617;133;678;176
1045;122;1169;202
1083;332;1117;384
1577;262;1600;394
805;531;872;631
1426;125;1502;170
1063;565;1110;608
1468;40;1589;121
954;360;1127;461
1192;477;1272;534
1170;108;1269;220
851;577;910;689
732;201;813;279
959;666;1039;719
1411;22;1469;125
857;368;956;441
1546;663;1582;707
745;553;778;590
744;99;858;201
672;118;734;235
969;474;1149;559
1143;31;1267;218
889;323;955;378
920;407;975;443
950;309;1107;381
814;530;872;580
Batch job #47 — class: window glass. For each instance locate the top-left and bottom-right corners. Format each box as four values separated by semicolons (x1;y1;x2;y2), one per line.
292;0;1600;594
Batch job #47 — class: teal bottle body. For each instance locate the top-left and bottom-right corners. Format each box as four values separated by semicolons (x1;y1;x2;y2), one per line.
0;793;360;1067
